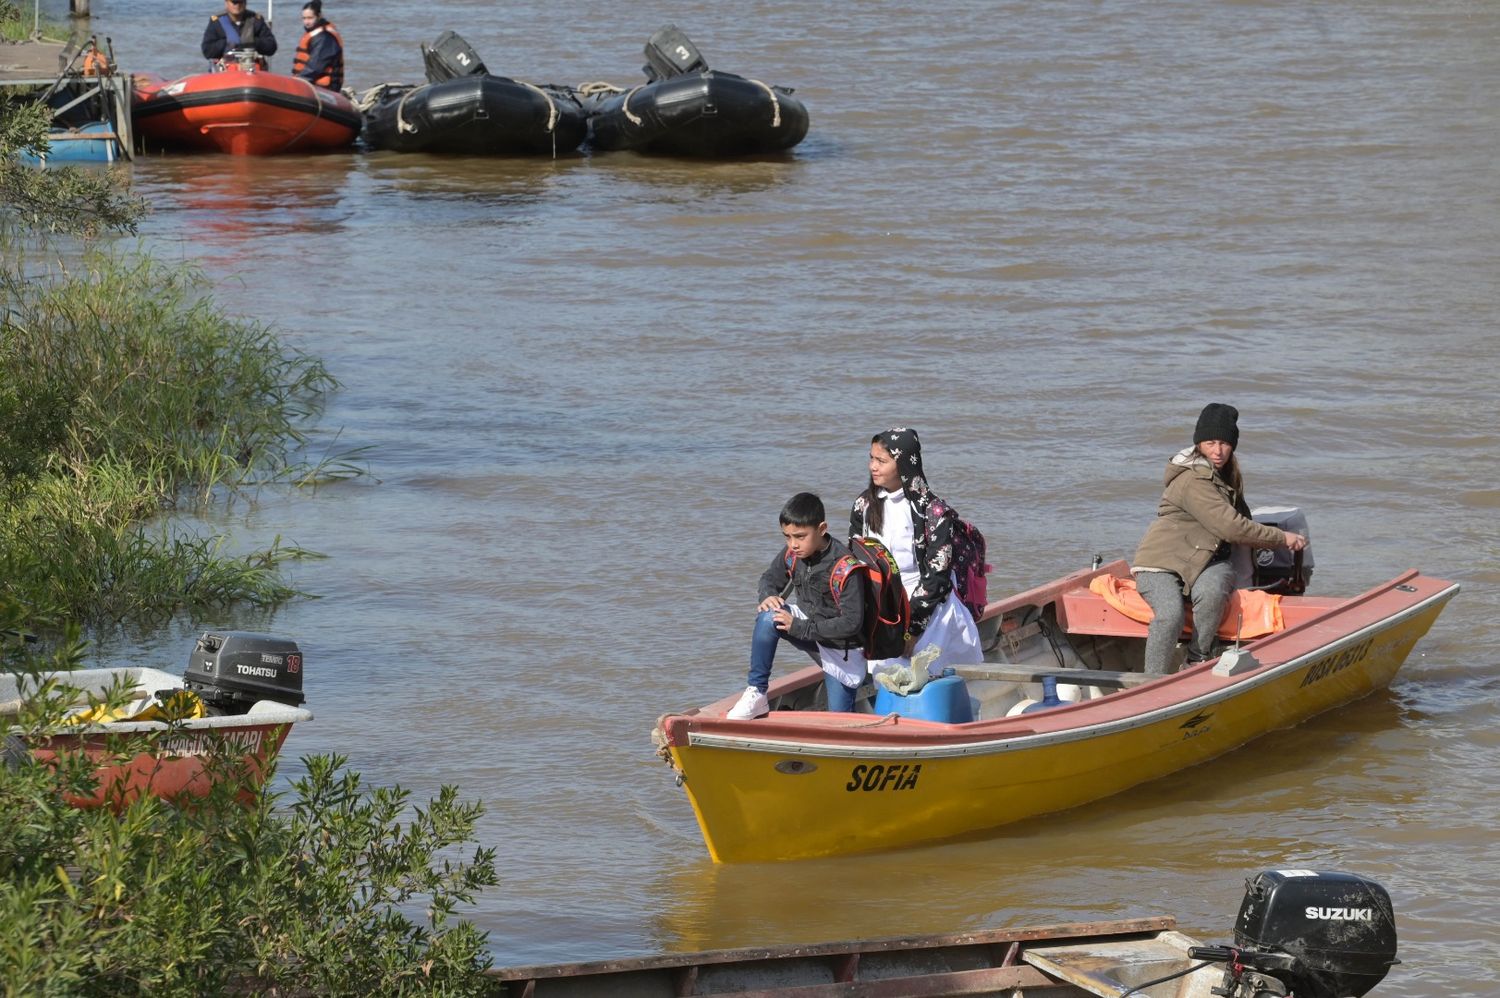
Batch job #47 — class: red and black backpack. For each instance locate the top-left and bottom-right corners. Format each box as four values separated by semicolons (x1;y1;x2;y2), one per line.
830;537;910;660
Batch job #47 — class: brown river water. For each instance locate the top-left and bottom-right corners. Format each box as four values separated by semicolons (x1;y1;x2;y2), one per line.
59;0;1500;991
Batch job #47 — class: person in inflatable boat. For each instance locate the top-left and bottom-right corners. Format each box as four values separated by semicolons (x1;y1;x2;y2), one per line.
851;427;983;679
1131;403;1308;675
293;0;344;90
202;0;278;68
728;492;867;720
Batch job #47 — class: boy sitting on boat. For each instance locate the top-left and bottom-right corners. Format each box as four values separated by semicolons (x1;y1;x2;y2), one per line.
727;493;867;719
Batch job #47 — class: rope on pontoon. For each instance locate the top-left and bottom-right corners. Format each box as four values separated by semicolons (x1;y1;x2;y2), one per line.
747;77;781;128
349;82;407;114
515;79;559;133
282;74;328;151
574;80;626;97
395;86;422;133
619;85;644;126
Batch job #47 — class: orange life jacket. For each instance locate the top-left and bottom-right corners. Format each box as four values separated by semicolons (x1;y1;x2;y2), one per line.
1088;573;1284;640
293;20;344;90
81;45;111;76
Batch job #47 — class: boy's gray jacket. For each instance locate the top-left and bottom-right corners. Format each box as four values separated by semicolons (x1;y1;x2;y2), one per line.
757;536;866;650
1132;448;1287;588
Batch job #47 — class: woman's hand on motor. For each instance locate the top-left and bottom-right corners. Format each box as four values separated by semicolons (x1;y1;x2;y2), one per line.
1283;531;1308;552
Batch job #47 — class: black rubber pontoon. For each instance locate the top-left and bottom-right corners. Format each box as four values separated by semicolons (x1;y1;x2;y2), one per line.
581;25;809;157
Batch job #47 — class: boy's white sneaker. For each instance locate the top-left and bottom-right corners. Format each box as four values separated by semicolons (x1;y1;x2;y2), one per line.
727;686;769;720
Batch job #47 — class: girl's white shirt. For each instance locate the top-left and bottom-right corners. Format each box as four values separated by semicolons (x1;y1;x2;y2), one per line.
875;489;919;597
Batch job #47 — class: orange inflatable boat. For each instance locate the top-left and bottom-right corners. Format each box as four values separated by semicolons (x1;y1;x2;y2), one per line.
133;58;360;156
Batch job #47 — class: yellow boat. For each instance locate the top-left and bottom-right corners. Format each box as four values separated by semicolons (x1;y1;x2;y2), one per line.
652;560;1458;863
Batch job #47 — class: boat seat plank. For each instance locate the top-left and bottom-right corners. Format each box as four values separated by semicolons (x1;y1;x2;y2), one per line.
952;664;1157;689
1058;586;1344;639
704;964;1055;998
1024;932;1220;997
1056;586;1152;638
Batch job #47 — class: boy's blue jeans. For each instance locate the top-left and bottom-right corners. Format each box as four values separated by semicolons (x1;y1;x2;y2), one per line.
823;671;861;712
748;610;817;692
749;610;863;712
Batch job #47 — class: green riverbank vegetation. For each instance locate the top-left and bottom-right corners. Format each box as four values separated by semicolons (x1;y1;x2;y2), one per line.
0;0;66;44
2;612;500;997
4;83;501;994
1;252;355;620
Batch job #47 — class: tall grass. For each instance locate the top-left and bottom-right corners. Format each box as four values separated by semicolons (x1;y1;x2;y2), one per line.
0;1;67;47
1;251;362;621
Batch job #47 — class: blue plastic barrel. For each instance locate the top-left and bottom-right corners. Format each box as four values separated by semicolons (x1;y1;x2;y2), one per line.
872;674;974;723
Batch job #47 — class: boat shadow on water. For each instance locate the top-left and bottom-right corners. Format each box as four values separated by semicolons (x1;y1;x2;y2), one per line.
133;151;362;244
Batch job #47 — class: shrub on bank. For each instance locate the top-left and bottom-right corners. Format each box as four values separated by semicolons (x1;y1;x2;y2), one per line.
3;57;497;998
0;253;360;620
1;612;500;997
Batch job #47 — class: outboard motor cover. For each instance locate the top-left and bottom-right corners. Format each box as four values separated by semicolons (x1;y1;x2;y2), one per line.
1233;869;1397;998
183;631;304;712
1251;505;1314;593
422;30;488;83
643;24;708;82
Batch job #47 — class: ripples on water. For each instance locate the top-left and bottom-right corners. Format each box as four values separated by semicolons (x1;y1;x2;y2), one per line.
70;0;1500;991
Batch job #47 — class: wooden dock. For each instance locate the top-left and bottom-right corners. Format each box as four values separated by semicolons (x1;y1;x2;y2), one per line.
0;39;69;80
0;39;133;161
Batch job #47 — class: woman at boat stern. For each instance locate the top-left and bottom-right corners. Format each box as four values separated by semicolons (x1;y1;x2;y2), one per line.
1131;403;1307;675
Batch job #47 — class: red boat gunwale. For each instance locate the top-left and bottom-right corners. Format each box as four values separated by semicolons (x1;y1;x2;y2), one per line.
656;562;1460;754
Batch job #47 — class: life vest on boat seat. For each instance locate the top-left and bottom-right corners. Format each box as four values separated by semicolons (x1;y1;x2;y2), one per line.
293;21;345;90
1088;574;1284;640
66;689;207;726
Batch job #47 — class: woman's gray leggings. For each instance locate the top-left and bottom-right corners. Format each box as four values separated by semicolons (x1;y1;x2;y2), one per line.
1136;561;1235;675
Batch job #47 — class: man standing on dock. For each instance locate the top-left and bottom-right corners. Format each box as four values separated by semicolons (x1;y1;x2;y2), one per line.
201;0;278;68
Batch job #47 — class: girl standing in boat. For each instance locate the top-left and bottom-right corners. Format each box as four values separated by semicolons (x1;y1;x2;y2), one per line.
1131;403;1308;675
851;428;983;679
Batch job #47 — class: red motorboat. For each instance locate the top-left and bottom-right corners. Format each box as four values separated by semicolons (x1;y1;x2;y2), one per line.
133;56;360;155
2;632;311;808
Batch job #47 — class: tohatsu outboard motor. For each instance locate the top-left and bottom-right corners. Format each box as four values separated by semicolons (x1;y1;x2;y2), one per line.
1189;870;1398;997
182;631;304;714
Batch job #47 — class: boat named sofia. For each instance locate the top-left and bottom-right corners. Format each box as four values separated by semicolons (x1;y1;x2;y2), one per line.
653;517;1458;863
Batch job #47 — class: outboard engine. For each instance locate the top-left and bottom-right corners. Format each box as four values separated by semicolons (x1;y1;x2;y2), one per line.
1251;505;1314;594
1191;870;1398;998
422;30;489;83
642;24;708;82
182;631;304;714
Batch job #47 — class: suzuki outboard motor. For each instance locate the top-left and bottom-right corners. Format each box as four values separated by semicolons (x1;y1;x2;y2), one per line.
1251;506;1314;594
1191;870;1398;998
642;24;708;82
422;30;488;83
182;631;304;714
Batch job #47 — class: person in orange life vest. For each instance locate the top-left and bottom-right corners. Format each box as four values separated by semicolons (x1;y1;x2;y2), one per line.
293;0;344;90
1131;403;1308;675
201;0;277;67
